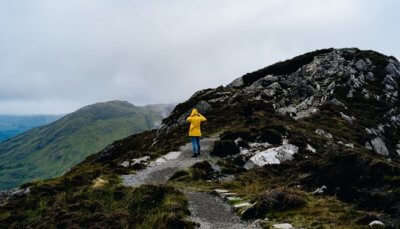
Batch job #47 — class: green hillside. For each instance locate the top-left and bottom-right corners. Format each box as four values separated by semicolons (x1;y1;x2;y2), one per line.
0;100;167;190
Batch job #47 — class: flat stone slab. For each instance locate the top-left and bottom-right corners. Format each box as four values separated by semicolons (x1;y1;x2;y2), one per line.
227;197;241;201
214;189;230;193
221;192;237;198
233;202;252;209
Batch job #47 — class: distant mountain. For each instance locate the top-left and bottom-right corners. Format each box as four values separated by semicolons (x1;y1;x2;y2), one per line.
0;100;169;190
0;115;61;142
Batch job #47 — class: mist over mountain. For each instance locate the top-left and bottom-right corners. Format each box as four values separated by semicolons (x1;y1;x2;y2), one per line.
0;115;61;142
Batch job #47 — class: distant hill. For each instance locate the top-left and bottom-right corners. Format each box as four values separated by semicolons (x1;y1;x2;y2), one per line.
0;115;61;142
0;100;170;190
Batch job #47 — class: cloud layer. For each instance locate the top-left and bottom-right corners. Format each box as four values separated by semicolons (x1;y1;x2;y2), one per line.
1;0;399;114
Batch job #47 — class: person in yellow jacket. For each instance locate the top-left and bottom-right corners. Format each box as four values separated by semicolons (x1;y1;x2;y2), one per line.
186;108;207;157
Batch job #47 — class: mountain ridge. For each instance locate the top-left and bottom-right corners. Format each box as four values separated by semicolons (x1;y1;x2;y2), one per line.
1;48;400;228
0;100;171;190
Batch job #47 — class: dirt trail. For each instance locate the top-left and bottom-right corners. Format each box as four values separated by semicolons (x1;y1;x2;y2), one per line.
121;138;260;229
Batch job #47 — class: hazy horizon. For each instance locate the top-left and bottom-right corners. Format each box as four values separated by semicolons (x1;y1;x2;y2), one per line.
1;0;400;114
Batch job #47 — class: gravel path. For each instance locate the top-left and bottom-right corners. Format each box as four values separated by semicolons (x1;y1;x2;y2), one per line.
121;137;260;228
186;191;261;229
121;138;218;187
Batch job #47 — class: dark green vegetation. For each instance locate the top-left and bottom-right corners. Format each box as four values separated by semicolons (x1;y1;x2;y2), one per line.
0;48;399;228
0;115;61;142
0;161;194;229
0;101;166;190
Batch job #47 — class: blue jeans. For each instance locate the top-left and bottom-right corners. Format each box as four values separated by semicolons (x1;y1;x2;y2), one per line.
191;137;200;155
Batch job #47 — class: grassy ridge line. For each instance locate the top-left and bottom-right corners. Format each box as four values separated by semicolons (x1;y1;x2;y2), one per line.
0;101;165;190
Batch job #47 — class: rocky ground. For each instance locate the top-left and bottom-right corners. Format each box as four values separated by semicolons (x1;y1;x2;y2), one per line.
120;137;262;228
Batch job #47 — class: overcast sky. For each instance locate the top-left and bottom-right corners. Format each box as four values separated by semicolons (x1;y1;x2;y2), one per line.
0;0;399;114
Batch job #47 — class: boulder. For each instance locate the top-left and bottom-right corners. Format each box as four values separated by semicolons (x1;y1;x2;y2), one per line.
211;140;240;157
370;137;389;156
228;77;244;88
355;59;368;71
245;144;299;168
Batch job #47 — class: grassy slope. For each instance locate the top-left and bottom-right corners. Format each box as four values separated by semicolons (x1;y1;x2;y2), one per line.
0;101;163;190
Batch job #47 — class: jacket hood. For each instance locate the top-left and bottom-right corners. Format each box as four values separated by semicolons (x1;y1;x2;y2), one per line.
190;109;199;116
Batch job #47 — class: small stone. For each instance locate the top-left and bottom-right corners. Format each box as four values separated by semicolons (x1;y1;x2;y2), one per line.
315;129;333;139
340;112;355;124
272;223;294;229
306;144;316;153
344;143;355;149
120;161;130;167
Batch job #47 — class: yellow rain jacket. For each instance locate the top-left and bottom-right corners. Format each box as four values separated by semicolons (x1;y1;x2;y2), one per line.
186;109;207;137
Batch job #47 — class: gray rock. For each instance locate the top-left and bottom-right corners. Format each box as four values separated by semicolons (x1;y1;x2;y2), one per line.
340;112;355;124
370;137;389;156
366;72;375;81
195;100;212;114
228;77;244;88
355;59;367;71
315;129;333;139
386;63;400;76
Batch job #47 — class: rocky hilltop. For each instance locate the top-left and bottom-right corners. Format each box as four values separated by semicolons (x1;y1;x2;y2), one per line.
1;48;399;228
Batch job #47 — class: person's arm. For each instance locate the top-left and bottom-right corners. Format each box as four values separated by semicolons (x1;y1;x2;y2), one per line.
186;116;192;122
199;114;207;122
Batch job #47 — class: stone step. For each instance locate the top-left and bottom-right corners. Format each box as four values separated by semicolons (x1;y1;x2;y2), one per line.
220;192;237;198
214;189;230;194
233;202;252;209
226;196;242;202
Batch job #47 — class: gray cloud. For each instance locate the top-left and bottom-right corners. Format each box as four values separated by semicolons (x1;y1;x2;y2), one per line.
0;0;399;114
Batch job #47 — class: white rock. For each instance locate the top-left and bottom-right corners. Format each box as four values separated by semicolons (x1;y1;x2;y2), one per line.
227;196;242;201
272;223;294;229
131;156;150;165
306;144;316;153
312;185;327;195
245;144;299;168
397;149;400;156
369;220;385;228
233;202;252;209
370;137;389;156
315;129;333;139
120;161;130;167
344;143;355;149
214;189;229;194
